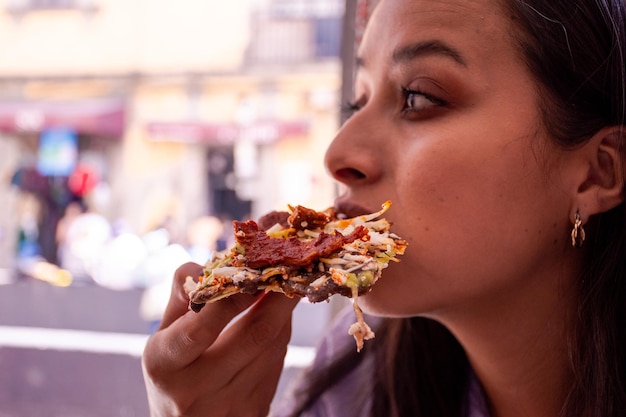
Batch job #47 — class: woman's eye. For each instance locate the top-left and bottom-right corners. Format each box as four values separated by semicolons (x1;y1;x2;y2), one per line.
341;101;362;118
341;97;366;119
402;88;444;114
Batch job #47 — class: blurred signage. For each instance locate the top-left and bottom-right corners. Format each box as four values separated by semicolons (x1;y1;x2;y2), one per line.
0;98;125;136
37;128;78;177
146;120;309;144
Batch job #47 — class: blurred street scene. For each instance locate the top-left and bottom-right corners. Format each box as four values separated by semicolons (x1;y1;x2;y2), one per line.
0;278;330;416
0;0;380;415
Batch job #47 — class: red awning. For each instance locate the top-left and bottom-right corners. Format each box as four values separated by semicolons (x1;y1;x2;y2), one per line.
146;120;309;144
0;97;126;137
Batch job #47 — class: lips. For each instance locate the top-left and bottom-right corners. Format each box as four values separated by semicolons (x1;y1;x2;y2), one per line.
334;199;375;220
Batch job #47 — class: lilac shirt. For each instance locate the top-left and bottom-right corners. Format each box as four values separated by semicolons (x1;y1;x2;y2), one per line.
273;307;489;417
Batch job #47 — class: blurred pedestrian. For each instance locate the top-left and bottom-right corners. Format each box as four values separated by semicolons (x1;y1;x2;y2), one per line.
57;203;112;285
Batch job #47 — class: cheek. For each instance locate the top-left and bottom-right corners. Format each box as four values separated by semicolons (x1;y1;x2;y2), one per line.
362;139;564;316
395;135;548;235
396;142;518;233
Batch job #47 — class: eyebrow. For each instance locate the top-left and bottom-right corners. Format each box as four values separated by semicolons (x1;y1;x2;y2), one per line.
391;40;467;67
356;40;467;70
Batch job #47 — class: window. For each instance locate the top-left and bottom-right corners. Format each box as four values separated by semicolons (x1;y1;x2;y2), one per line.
314;16;342;58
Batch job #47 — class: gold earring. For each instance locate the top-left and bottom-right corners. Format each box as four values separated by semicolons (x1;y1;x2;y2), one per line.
571;212;586;248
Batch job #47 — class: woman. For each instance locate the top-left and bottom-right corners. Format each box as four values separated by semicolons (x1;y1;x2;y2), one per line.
142;0;626;416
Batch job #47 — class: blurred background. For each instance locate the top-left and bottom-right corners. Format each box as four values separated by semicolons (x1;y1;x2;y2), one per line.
0;0;379;416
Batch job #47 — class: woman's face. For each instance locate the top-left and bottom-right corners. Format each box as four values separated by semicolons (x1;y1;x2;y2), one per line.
325;0;575;318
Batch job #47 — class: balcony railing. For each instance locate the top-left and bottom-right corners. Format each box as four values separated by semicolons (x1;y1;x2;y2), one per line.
246;0;343;66
246;15;342;65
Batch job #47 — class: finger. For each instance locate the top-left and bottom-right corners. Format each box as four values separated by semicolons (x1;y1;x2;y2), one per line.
189;315;292;417
245;317;292;394
210;292;299;376
231;342;285;416
147;291;260;370
158;262;204;330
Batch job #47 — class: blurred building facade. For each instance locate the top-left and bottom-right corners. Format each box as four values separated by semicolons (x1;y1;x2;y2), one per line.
0;0;345;271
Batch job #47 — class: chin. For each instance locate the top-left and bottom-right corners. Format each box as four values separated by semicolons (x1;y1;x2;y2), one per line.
359;275;439;319
359;288;411;318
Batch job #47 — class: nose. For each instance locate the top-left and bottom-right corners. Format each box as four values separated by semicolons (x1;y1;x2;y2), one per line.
324;113;384;187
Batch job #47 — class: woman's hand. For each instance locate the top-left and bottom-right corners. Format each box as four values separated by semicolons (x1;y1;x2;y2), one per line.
142;262;300;417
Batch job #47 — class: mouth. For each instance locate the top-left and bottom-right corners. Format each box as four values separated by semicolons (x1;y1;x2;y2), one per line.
334;199;376;220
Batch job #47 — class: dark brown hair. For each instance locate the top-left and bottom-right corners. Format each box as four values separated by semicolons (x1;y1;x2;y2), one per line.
287;0;626;416
506;0;626;415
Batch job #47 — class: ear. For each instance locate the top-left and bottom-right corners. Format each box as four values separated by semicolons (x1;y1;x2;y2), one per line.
570;126;625;223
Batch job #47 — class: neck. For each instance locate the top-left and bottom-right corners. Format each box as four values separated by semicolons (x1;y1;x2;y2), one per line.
432;269;577;417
